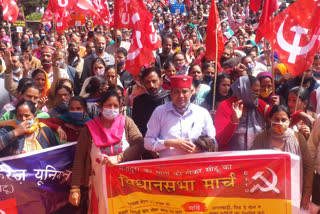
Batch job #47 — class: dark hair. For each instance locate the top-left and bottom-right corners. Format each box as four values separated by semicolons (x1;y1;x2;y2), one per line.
69;96;87;111
85;76;107;95
205;72;232;108
269;105;291;119
163;60;175;70
21;40;32;52
202;63;215;72
161;36;172;45
105;65;116;72
12;52;23;62
288;86;310;104
117;47;128;57
241;55;253;64
68;40;79;48
107;85;124;97
222;57;241;69
55;85;72;96
91;57;106;70
173;51;185;61
21;83;40;95
31;69;46;79
188;64;202;75
100;90;121;106
17;78;33;93
314;53;320;62
141;67;161;80
56;78;74;92
15;100;37;116
37;37;47;46
248;75;259;86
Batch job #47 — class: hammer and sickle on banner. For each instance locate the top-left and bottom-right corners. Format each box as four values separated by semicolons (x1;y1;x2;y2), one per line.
277;18;320;64
250;167;280;193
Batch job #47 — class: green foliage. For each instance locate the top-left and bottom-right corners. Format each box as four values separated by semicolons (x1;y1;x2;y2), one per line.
25;13;43;21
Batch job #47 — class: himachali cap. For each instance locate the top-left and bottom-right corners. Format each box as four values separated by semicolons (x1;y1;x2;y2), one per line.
170;75;193;88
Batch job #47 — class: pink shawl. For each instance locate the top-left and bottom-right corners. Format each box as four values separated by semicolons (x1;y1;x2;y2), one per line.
86;115;125;147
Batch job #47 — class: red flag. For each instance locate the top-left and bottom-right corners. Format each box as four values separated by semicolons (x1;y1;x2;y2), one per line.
249;0;262;12
114;0;161;76
205;1;224;63
2;0;19;23
255;0;278;43
260;0;320;76
41;1;54;22
72;0;100;17
92;0;112;27
50;0;77;13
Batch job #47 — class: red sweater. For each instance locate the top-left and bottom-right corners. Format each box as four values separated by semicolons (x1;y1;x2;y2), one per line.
215;96;302;151
215;96;270;151
39;118;82;142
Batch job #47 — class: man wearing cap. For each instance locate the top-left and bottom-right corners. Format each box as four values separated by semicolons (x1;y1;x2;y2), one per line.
144;75;217;158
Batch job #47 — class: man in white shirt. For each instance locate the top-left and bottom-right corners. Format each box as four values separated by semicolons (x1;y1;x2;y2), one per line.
144;75;217;158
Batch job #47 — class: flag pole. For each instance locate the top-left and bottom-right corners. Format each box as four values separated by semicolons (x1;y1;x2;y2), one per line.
271;47;275;96
7;21;12;48
212;28;218;111
114;30;118;86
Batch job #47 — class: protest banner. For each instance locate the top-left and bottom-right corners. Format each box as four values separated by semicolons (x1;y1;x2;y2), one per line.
105;150;300;214
0;143;76;214
170;4;185;14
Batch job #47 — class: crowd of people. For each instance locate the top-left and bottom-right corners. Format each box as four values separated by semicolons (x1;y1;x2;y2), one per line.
0;0;320;213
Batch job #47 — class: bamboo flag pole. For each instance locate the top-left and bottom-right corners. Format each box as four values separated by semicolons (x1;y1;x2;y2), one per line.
212;27;219;111
114;30;118;86
7;21;12;47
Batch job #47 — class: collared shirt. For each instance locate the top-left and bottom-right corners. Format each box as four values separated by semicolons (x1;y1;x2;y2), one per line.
144;102;216;158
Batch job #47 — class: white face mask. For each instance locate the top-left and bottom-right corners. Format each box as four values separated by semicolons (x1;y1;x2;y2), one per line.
12;67;21;74
102;108;119;120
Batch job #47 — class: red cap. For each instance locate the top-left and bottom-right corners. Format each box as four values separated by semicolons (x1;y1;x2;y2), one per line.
170;75;193;88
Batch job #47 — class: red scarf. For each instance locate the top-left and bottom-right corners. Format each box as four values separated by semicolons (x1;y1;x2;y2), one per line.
86;115;125;147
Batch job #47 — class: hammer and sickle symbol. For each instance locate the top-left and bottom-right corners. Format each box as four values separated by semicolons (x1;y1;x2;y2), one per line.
277;18;320;64
250;167;280;193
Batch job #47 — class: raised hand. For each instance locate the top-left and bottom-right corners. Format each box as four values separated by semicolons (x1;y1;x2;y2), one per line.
232;100;244;123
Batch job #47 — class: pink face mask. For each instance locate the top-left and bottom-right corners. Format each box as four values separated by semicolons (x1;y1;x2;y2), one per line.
95;69;105;77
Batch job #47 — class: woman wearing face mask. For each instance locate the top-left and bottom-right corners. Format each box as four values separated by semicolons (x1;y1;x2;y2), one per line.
79;58;107;97
162;60;177;91
69;90;144;211
257;72;280;106
188;64;210;105
287;87;317;141
202;63;216;85
48;85;73;118
40;96;91;143
251;105;313;210
173;51;189;75
0;100;58;157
